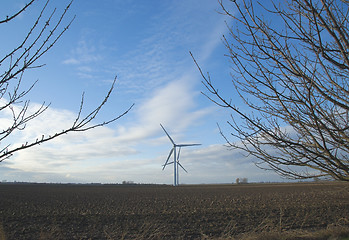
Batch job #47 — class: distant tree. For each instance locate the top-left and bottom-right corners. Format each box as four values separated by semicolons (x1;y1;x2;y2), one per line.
241;178;248;184
0;0;133;162
122;181;134;185
192;0;349;181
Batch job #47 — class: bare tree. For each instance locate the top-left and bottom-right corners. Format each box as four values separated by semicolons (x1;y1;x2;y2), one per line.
0;0;133;162
192;0;349;181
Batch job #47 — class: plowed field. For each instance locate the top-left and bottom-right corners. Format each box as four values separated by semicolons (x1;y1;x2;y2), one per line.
0;182;349;239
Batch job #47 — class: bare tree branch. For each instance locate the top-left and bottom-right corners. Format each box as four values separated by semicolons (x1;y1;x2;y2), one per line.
193;0;349;181
0;0;133;163
0;0;35;24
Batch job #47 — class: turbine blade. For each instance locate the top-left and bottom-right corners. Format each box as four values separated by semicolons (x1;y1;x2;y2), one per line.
177;147;181;161
177;143;201;147
178;162;188;173
160;124;175;145
162;148;174;170
162;161;174;167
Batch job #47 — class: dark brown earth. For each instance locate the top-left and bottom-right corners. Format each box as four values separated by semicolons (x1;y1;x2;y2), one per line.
0;182;349;239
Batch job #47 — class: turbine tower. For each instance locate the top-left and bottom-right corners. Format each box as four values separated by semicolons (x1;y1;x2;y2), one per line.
160;124;201;186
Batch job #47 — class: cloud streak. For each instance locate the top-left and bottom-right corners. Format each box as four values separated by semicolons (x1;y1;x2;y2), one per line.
115;74;212;144
63;39;102;66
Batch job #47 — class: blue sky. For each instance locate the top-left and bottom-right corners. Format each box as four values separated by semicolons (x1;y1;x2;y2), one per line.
0;0;285;184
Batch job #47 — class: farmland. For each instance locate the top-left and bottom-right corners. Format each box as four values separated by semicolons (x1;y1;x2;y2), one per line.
0;182;349;239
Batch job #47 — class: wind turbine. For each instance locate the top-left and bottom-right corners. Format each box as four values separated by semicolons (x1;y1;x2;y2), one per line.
160;124;201;186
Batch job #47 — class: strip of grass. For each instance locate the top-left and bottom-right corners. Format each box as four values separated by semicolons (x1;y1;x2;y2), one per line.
0;222;6;240
226;226;349;240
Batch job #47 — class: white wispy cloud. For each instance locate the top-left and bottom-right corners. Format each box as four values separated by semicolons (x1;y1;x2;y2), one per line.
109;1;229;95
114;73;213;144
1;104;282;184
1;102;137;173
99;1;229;146
63;39;102;65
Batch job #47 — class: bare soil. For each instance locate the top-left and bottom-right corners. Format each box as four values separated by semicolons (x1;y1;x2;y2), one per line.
0;182;349;239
